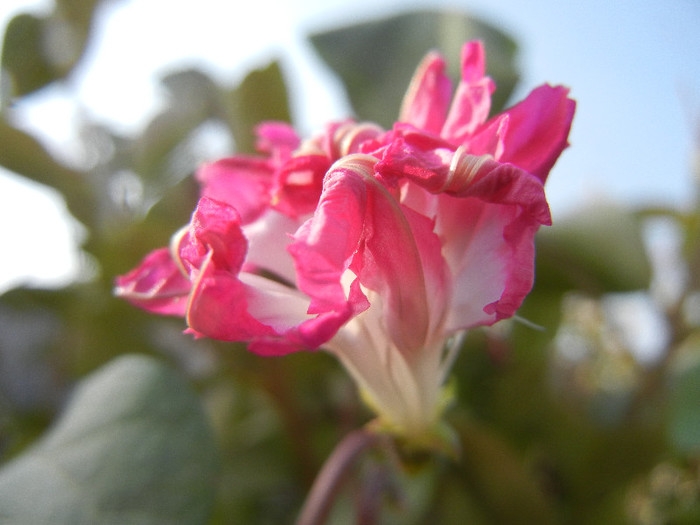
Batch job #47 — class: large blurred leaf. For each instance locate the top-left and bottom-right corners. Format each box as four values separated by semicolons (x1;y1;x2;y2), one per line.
0;354;219;524
0;120;90;198
310;10;519;128
223;61;292;153
668;334;700;455
1;0;103;100
0;120;85;191
0;120;92;223
98;61;290;223
536;203;652;294
130;69;221;187
1;14;54;97
451;416;557;524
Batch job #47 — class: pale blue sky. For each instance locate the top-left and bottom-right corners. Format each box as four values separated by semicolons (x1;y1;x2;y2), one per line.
1;0;698;290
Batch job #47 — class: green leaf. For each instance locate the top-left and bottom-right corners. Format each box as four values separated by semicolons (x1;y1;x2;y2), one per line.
536;203;652;294
0;354;219;525
0;120;92;224
223;61;292;153
55;0;101;34
131;69;220;186
0;120;83;183
451;416;558;525
1;14;55;97
1;0;101;100
310;9;519;128
668;334;700;455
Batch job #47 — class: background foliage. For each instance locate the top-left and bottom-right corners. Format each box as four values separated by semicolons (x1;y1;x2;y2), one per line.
1;1;699;523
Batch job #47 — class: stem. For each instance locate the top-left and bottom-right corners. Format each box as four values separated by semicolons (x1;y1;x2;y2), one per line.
356;462;394;525
296;428;382;525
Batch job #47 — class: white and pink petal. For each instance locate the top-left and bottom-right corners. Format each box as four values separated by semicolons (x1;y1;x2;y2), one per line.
291;155;447;358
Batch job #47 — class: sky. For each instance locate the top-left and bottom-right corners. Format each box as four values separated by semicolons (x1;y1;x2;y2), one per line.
0;0;698;292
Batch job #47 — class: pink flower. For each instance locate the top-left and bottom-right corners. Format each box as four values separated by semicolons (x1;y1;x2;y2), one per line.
115;41;574;441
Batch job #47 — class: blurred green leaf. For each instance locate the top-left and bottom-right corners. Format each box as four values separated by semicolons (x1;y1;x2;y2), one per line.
0;120;92;223
451;416;557;524
1;0;102;100
682;204;700;291
310;9;519;128
56;0;101;33
1;14;54;97
131;69;221;187
0;119;84;187
0;354;219;524
96;61;290;226
536;203;652;294
668;334;700;455
223;61;292;153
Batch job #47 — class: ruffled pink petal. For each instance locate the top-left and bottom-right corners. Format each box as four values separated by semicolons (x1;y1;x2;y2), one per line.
187;258;356;356
114;247;190;316
399;51;452;135
375;133;453;185
179;197;248;274
377;138;551;226
466;113;509;158
446;153;551;226
495;84;576;183
441;41;495;144
291;155;446;356
288;163;370;316
195;157;273;224
180;198;269;343
254;121;300;158
431;192;541;330
461;40;488;83
185;254;276;343
397;201;450;337
378;141;551;329
244;274;367;355
271;154;330;218
183;197;355;355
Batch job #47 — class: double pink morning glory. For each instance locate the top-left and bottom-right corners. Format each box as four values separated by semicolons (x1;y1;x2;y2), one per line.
115;41;575;440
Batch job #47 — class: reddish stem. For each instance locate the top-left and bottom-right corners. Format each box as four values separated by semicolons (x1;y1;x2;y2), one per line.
296;428;382;525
